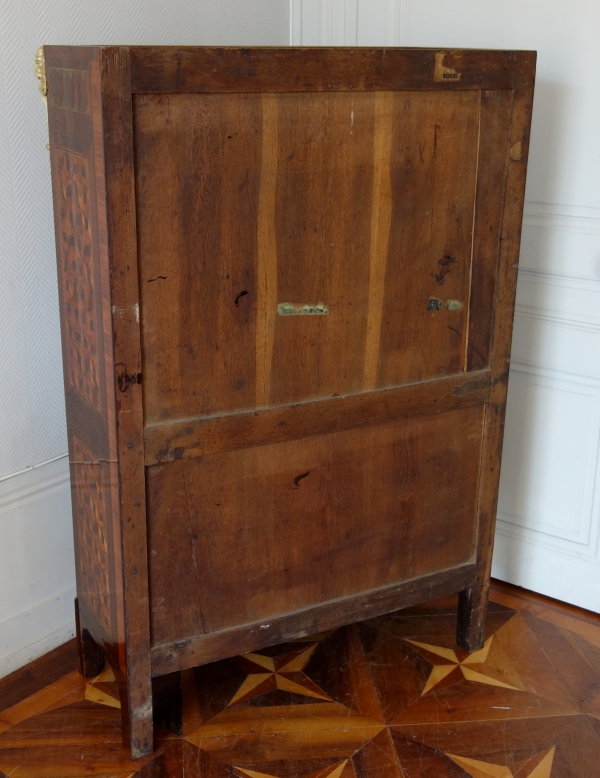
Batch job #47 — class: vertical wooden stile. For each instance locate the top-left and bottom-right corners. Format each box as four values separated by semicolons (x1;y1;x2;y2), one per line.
457;52;536;650
100;47;153;758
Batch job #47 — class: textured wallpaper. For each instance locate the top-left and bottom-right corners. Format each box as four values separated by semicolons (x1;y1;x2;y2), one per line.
0;0;289;479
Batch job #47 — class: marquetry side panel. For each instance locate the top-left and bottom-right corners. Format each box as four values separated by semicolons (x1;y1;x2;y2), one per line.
46;47;124;668
69;436;113;630
55;150;102;412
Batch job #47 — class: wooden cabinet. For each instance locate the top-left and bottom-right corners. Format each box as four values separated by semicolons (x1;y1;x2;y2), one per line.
40;45;535;758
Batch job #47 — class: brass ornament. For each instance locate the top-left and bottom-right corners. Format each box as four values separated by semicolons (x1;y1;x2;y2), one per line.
34;46;48;100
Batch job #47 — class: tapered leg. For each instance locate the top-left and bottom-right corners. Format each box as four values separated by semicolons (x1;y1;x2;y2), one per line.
116;666;154;759
74;598;105;677
456;583;489;652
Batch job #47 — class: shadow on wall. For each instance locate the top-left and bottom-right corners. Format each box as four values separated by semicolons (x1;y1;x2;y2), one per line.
525;79;570;207
496;76;593;583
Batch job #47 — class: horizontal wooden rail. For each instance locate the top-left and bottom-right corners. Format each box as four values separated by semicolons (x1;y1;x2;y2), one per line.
150;562;476;676
144;370;491;465
130;47;521;94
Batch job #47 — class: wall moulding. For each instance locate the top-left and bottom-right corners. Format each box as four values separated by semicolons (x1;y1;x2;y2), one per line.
498;366;600;562
291;0;404;46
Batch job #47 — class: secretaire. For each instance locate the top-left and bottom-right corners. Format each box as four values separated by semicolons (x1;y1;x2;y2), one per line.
38;45;535;758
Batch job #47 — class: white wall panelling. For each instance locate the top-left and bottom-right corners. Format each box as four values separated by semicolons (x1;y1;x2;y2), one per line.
292;0;403;46
291;0;600;610
0;0;289;678
495;203;600;610
0;456;75;678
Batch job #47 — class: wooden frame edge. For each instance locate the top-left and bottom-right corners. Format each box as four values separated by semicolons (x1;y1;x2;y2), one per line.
100;45;153;758
457;51;537;650
150;563;477;676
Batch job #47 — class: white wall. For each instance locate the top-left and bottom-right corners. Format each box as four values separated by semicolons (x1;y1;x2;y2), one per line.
0;0;289;679
293;0;600;612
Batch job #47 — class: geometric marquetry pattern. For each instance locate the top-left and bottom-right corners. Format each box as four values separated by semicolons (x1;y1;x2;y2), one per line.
2;591;600;776
404;635;528;696
70;436;112;633
56;148;101;411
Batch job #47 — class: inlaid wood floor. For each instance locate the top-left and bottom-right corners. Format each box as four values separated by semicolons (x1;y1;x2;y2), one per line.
1;583;600;777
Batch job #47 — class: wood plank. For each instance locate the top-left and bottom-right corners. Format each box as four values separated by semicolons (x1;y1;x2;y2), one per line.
90;56;126;664
147;406;484;642
457;51;537;651
491;579;600;627
150;563;477;676
255;95;279;408
100;46;153;758
489;580;600;642
377;90;480;385
364;92;393;390
466;90;513;370
137;89;484;428
0;641;77;715
135;92;262;424
268;91;374;407
130;47;519;94
144;370;490;465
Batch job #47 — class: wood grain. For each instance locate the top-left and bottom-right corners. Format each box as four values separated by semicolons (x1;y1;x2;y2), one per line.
100;46;153;757
255;95;279;408
457;51;537;651
377;90;480;386
135;92;262;424
130;48;521;94
0;641;77;716
150;564;476;675
144;371;491;465
137;89;482;425
363;92;393;389
4;585;600;776
466;90;513;370
147;405;484;644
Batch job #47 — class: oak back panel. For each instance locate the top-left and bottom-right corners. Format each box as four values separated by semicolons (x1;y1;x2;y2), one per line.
136;90;482;423
45;47;533;665
147;406;484;643
130;49;535;651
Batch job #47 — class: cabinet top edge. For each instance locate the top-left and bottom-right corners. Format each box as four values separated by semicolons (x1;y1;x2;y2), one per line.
42;45;537;54
42;46;535;96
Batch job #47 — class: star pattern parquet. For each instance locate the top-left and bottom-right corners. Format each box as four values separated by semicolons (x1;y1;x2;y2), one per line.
1;588;600;776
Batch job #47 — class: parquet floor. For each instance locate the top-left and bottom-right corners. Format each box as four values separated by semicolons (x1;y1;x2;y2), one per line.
1;584;600;777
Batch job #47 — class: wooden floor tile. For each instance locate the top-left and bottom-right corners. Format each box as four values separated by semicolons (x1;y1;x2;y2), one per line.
2;588;600;776
390;715;600;777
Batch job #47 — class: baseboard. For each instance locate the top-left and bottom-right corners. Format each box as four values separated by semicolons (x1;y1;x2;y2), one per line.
0;456;76;680
0;586;77;680
492;529;600;614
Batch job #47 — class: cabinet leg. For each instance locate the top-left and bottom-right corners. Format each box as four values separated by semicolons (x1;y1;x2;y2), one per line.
117;668;154;759
456;584;489;652
74;598;105;678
